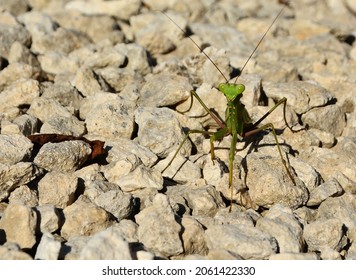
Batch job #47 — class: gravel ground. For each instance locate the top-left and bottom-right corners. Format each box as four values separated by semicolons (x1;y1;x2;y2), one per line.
0;0;356;260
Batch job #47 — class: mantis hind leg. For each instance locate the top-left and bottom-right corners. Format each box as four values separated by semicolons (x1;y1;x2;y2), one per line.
162;129;213;173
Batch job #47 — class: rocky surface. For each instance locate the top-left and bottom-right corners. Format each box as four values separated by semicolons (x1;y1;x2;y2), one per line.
0;0;355;260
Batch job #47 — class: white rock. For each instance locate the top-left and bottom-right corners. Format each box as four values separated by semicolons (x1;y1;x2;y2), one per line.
303;218;346;252
138;73;191;107
33;141;92;172
307;178;343;206
35;205;61;233
0;243;33;260
38;51;79;75
0;162;41;201
300;146;356;182
317;193;356;243
85;98;135;139
114;43;151;75
106;164;163;192
134;107;191;158
38;171;78;208
0;134;33;165
8;185;38;207
65;0;141;20
205;224;277;260
61;236;91;260
156;152;202;183
185;185;225;217
308;128;336;148
320;248;342;260
79;225;132;260
135;194;183;257
244;153;309;209
83;48;126;69
263;81;335;114
35;232;61;260
61;195;113;239
256;205;305;253
27;96;73;123
302;104;346;136
180;215;208;256
0;67;38;97
105;138;158;168
40;115;86;137
86;183;134;220
0;114;40;136
269;252;320;260
0;204;37;249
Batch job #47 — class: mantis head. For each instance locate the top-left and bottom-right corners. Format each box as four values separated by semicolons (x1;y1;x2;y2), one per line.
218;83;245;102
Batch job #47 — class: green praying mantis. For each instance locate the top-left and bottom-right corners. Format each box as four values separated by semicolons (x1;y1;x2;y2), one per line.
161;3;302;211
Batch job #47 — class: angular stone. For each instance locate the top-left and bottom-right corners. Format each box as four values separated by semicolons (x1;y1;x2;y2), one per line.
38;51;79;75
79;225;133;260
103;156;163;192
30;27;91;55
27;96;73;123
38;171;78;208
256;205;305;253
244;153;309;209
300;146;356;182
302;104;346;136
0;162;41;201
138;73;191;107
71;67;103;97
307;178;343;206
84;180;134;221
205;224;277;260
317;193;356;243
105;138;158;168
0;20;31;58
0;204;37;249
33;141;92;172
263;81;335;114
0;134;33;165
180;216;208;256
35;232;61;260
134;107;191;158
155;152;202;184
1;114;40;136
0;243;33;260
40;115;86;137
85;97;135;139
61;195;113;239
185;185;225;217
65;0;141;20
135;194;183;257
60;236;91;260
0;63;37;91
269;252;320;260
304;219;346;252
35;205;61;233
8;185;38;207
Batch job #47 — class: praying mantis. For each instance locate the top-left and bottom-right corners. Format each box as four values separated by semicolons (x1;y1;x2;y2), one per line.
161;3;301;211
